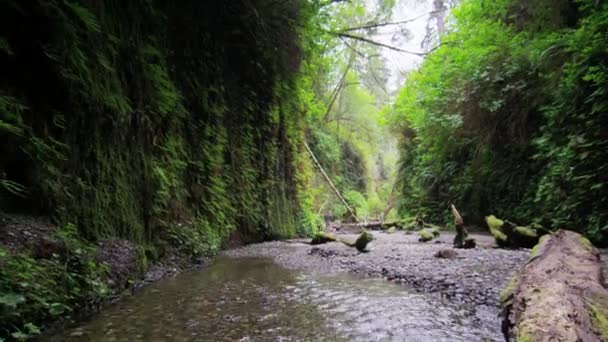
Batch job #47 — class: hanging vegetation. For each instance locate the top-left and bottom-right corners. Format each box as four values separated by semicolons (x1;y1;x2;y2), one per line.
387;0;608;245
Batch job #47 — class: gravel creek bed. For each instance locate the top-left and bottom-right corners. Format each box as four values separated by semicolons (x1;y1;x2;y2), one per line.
224;231;531;307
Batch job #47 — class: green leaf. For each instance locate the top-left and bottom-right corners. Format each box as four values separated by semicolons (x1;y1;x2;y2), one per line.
0;293;26;308
49;302;68;316
11;331;28;340
591;183;603;190
24;322;41;335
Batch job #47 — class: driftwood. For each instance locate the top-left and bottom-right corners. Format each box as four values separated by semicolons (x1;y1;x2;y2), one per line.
311;232;337;245
501;230;608;341
310;230;374;252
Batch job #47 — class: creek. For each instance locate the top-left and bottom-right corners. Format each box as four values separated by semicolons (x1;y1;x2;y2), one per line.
45;256;503;341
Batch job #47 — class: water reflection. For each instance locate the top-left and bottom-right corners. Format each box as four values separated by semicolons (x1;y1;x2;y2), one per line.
46;257;501;341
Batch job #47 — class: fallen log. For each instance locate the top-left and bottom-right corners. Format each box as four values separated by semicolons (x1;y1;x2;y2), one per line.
310;230;374;252
486;215;544;248
336;221;404;231
341;230;375;252
501;230;608;341
311;232;337;245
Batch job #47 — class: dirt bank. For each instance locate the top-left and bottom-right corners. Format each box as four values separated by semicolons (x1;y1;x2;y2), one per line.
225;231;530;307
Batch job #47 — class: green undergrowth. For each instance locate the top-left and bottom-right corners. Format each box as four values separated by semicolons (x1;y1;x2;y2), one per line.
0;224;109;340
388;0;608;245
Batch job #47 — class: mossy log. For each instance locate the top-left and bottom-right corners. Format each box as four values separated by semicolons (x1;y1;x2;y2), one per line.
310;232;337;245
501;230;608;341
337;221;405;231
486;215;544;248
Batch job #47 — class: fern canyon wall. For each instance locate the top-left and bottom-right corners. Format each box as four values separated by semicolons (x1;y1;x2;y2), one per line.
0;0;318;252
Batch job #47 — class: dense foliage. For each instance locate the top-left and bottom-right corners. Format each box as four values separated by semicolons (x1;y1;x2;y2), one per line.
301;0;400;222
388;0;607;244
0;0;319;246
0;0;321;337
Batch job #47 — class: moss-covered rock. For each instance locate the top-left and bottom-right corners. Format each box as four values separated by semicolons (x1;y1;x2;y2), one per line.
434;249;457;259
386;227;396;234
418;229;435;242
311;232;337;245
354;230;374;252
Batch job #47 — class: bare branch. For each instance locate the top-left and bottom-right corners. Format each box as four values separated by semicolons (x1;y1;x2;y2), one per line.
339;38;387;94
323;51;356;120
321;0;351;7
338;11;439;32
333;32;427;56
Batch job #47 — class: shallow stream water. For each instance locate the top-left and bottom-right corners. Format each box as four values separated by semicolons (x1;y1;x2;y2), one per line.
46;257;503;341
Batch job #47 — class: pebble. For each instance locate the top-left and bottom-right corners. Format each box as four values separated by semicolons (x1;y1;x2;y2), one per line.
225;232;529;307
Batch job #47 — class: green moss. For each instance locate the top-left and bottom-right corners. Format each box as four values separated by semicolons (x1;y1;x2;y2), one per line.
386;227;396;234
530;234;551;258
580;236;595;252
589;303;608;340
418;229;434;242
588;295;608;340
486;215;504;230
311;232;337;245
486;215;508;243
517;332;533;342
499;275;518;303
515;226;538;238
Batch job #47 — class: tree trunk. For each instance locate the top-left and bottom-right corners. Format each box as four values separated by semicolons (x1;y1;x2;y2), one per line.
501;230;608;341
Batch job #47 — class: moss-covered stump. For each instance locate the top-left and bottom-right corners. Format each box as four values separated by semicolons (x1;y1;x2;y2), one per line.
501;230;608;341
418;228;439;242
486;215;544;248
311;232;337;245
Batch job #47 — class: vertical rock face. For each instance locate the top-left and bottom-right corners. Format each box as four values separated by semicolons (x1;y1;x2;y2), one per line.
501;230;608;342
0;0;310;245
